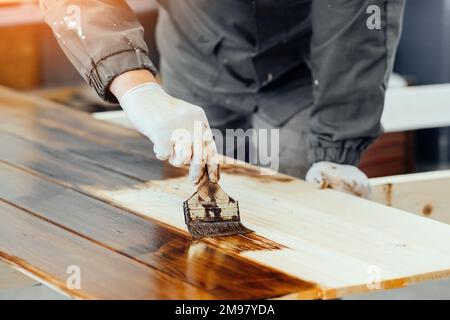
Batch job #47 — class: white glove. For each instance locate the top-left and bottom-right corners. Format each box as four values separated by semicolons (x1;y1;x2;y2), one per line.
306;161;371;198
119;82;219;185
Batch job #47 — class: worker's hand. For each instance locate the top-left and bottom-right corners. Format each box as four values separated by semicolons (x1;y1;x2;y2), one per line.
305;161;370;198
117;82;219;185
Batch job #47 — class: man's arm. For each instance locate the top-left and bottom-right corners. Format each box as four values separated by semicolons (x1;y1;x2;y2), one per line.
39;0;219;184
309;0;405;165
39;0;157;102
305;0;405;197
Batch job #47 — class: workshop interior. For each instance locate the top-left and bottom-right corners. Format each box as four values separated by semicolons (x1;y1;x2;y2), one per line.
1;0;450;303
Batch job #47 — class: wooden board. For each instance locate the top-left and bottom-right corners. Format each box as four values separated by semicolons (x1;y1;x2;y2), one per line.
0;86;318;299
382;84;450;132
1;86;450;299
0;260;38;291
371;170;450;224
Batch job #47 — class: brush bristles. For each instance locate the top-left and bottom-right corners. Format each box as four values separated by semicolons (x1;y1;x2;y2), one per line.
188;221;252;239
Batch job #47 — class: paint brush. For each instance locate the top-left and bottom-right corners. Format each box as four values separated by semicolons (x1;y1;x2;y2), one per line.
183;165;252;239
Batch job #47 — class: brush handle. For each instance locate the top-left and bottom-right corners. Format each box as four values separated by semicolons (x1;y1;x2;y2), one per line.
197;165;230;202
198;164;220;188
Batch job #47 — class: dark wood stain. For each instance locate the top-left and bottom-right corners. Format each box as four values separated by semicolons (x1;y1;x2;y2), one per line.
0;162;317;299
0;201;213;299
422;204;433;217
154;239;317;299
0;132;136;189
0;252;90;300
383;183;393;206
206;233;286;255
0;115;186;183
0;89;320;299
0;86;151;151
163;162;189;179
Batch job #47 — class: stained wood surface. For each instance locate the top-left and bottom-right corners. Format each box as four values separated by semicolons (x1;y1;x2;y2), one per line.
382;84;450;132
1;86;450;299
0;86;318;299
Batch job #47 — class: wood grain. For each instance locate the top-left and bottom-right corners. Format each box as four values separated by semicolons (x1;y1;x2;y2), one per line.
371;170;450;224
0;87;319;299
2;86;450;299
0;201;214;299
0;86;150;152
0;160;317;299
94;167;450;299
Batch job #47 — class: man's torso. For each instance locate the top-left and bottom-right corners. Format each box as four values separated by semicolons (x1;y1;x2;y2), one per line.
156;0;314;126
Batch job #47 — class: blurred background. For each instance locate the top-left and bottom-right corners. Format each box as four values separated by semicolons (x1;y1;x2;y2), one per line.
1;0;450;177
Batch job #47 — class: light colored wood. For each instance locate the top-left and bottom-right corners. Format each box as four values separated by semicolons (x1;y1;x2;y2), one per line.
87;162;450;299
0;86;320;299
371;170;450;224
382;84;450;132
0;260;39;291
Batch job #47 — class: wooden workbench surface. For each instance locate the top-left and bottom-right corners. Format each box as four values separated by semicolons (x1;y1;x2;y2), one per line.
1;85;450;299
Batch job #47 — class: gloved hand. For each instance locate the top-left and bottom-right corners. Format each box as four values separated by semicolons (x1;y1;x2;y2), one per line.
118;82;219;185
305;161;370;198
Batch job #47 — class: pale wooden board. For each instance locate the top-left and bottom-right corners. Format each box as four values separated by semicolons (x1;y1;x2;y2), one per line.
87;162;450;299
382;84;450;132
0;86;320;299
0;260;39;291
371;170;450;224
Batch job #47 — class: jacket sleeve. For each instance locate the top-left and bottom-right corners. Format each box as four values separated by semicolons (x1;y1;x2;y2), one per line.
309;0;405;165
39;0;157;103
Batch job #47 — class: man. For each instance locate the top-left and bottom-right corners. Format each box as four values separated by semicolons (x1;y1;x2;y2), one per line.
40;0;405;197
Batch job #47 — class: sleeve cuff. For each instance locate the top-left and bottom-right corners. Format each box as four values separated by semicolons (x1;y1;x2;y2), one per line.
87;49;158;103
308;147;364;166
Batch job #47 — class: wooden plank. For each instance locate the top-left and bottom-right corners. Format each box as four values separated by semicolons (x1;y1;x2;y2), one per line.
2;86;450;299
382;84;450;132
0;115;178;184
0;86;150;152
0;260;39;290
371;171;450;224
0;89;319;299
0;200;214;300
0;159;317;299
93;166;450;299
0;87;319;298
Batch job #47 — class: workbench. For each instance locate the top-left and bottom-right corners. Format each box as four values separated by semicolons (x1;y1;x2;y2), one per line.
1;85;450;299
